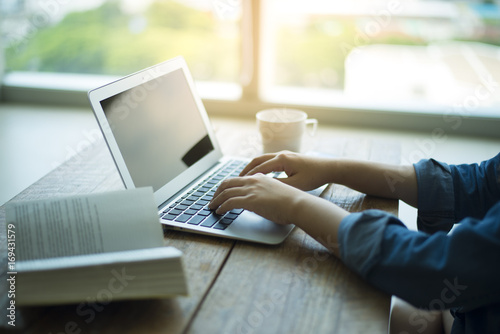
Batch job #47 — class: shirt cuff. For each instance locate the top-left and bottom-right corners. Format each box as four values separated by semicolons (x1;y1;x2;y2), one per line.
338;210;405;278
414;159;455;233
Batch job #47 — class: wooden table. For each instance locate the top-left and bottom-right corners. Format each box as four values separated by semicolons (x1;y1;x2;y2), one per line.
0;118;400;333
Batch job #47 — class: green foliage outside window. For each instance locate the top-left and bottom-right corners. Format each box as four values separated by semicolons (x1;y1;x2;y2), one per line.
5;1;240;82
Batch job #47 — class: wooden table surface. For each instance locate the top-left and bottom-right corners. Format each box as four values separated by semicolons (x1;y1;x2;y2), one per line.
0;117;400;333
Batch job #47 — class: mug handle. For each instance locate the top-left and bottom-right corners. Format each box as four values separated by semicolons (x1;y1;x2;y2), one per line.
305;119;318;136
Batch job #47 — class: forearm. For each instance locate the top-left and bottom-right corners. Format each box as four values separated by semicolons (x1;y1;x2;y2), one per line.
327;159;418;207
241;153;417;206
290;158;417;258
290;193;349;257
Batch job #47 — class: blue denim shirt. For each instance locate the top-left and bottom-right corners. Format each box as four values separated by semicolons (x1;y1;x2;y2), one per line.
338;153;500;334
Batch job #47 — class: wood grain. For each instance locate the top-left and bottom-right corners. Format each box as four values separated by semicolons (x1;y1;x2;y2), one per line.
0;117;400;334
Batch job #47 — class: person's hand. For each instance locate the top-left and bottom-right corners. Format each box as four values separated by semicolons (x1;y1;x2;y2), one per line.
208;173;308;225
239;151;334;191
209;171;349;257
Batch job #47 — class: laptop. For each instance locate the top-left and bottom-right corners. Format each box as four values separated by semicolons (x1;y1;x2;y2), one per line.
88;56;295;244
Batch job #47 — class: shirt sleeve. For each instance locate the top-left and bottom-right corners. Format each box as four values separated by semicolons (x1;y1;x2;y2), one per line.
414;153;500;234
413;158;455;233
339;203;500;312
450;153;500;220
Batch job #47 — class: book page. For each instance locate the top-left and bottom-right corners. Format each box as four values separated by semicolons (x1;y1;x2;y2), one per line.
16;247;182;272
6;187;164;261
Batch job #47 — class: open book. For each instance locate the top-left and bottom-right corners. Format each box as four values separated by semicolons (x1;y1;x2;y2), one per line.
5;187;188;306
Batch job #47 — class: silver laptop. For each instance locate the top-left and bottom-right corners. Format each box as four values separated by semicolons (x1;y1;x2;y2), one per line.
88;56;294;244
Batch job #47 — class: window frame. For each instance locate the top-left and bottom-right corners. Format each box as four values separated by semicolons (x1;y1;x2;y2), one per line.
1;0;499;138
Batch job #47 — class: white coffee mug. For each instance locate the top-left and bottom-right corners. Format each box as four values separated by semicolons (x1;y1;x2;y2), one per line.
256;108;318;153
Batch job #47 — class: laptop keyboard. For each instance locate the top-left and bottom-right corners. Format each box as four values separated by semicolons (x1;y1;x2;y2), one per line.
160;159;246;231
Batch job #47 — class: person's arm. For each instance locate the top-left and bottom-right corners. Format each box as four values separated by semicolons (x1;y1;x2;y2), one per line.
327;159;418;207
414;153;500;233
340;153;500;310
209;171;500;312
344;203;500;312
240;152;418;207
211;152;500;316
209;151;417;256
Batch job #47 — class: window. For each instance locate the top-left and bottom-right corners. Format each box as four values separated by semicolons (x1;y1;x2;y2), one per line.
1;0;500;122
2;0;242;98
261;0;500;115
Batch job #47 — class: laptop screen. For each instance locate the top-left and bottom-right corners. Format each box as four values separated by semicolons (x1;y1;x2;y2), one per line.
100;68;214;191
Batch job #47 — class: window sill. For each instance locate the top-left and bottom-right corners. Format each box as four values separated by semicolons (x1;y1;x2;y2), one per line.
2;72;499;138
262;86;500;119
1;72;242;105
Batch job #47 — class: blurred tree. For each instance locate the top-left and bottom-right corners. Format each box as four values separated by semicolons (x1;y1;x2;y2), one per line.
5;0;240;81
